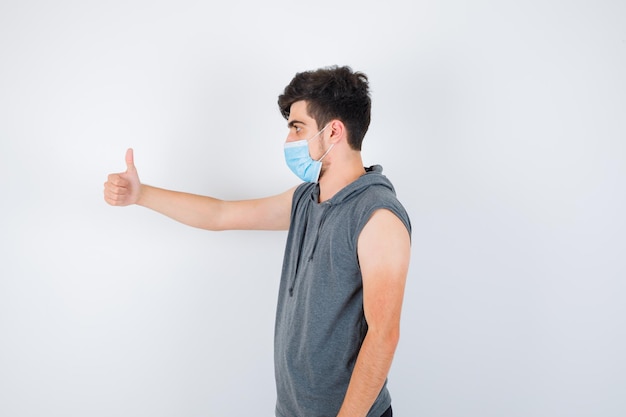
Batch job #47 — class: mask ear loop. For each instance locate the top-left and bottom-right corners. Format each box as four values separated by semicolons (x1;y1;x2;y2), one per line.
306;123;331;143
311;123;334;162
317;143;335;162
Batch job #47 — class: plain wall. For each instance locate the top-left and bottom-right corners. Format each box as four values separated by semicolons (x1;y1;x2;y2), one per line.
1;1;624;416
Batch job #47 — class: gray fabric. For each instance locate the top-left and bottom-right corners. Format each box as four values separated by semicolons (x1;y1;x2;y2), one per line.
275;165;411;417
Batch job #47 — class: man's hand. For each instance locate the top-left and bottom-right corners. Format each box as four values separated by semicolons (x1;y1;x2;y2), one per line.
104;148;142;206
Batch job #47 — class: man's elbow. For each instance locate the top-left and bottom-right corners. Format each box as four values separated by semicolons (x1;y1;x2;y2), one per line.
387;327;400;351
369;324;400;354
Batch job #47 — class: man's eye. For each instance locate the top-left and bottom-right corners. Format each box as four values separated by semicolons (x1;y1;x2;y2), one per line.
295;126;302;133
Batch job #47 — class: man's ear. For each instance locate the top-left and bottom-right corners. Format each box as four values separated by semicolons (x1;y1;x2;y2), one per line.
328;119;346;144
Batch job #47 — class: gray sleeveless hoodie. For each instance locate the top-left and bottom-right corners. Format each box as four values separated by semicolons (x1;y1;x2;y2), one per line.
274;165;411;417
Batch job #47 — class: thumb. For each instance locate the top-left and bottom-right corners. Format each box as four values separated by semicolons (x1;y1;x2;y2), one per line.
125;148;136;173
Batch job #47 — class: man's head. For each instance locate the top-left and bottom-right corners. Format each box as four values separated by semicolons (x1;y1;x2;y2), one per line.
278;66;371;151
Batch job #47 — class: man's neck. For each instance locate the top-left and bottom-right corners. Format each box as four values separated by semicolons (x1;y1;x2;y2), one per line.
318;158;366;203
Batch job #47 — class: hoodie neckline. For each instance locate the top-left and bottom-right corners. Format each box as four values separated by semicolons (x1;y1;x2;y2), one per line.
311;165;389;205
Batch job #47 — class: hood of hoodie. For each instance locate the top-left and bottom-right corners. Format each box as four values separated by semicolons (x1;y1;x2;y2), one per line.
309;164;397;206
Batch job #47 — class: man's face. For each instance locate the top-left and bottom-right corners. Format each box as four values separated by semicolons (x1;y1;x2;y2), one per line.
285;101;326;159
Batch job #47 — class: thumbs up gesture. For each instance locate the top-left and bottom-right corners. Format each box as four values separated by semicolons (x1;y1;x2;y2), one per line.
104;148;142;206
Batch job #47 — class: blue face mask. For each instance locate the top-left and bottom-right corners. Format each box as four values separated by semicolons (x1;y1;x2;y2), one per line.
284;124;334;183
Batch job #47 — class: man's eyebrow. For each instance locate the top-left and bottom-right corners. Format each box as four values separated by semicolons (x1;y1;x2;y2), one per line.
287;120;304;128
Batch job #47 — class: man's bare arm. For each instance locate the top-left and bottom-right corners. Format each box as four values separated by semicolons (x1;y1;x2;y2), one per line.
104;148;295;231
336;209;411;417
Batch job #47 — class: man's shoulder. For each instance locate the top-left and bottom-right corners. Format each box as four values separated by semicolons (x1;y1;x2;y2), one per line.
292;182;316;203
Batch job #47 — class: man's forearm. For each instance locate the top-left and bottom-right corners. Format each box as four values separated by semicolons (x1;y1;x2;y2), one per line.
336;329;399;417
137;184;226;230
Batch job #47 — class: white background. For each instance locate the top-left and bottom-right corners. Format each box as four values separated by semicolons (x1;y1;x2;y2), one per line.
1;1;625;416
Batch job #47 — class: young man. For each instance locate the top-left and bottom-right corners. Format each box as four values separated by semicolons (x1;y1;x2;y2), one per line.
104;66;411;417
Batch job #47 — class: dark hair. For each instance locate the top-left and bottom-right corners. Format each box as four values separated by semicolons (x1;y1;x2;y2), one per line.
278;65;371;151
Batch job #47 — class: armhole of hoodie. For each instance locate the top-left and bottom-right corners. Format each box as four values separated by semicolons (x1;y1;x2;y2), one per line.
354;203;412;256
